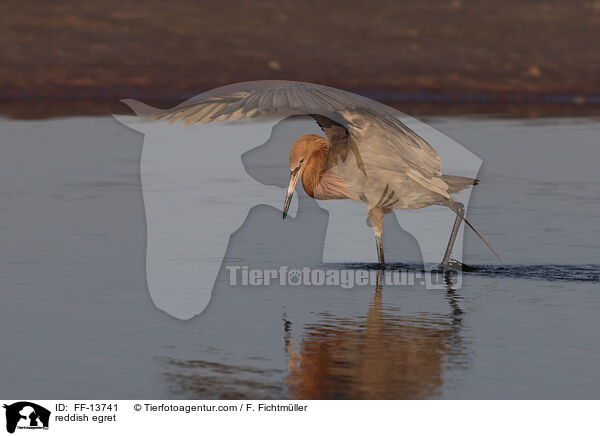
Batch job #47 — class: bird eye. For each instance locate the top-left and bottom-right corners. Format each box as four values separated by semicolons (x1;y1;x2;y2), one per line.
291;159;304;175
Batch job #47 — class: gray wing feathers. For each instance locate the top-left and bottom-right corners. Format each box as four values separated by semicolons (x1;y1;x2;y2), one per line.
146;81;447;196
147;83;359;126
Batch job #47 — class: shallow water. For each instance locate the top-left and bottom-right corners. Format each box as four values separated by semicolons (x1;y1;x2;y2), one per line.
0;115;598;399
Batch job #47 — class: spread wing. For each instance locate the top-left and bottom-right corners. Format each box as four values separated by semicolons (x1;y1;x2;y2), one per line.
310;113;367;177
146;80;448;196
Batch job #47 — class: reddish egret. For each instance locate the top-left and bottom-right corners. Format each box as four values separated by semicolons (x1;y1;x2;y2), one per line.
147;81;499;268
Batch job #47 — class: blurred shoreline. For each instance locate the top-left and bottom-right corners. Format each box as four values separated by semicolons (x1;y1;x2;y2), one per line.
3;97;600;120
2;0;599;119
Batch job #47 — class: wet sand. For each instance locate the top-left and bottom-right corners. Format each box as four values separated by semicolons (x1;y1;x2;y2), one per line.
2;0;600;119
3;99;600;121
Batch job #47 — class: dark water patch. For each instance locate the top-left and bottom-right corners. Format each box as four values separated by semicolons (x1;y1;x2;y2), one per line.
464;264;599;282
332;262;425;271
332;263;599;283
162;357;286;400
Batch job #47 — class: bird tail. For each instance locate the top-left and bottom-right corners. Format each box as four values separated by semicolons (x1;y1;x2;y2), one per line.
448;201;502;263
442;174;479;193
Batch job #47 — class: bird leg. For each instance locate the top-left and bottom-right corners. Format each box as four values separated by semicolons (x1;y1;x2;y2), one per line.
368;207;385;266
441;202;464;270
375;235;385;266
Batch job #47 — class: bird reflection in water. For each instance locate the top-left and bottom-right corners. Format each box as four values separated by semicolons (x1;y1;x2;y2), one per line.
163;273;467;399
284;271;465;399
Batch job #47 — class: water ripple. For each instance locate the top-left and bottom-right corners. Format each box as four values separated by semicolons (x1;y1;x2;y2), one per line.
464;264;599;282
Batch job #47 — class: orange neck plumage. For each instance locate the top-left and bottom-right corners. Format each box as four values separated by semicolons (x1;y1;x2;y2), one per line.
302;148;327;198
290;135;356;201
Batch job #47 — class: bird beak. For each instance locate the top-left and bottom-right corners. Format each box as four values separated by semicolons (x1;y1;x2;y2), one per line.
283;167;302;219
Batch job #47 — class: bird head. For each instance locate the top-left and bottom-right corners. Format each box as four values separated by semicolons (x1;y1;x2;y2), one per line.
283;135;328;219
283;155;305;219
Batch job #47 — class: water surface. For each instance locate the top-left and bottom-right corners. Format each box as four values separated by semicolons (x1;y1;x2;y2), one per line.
0;115;598;399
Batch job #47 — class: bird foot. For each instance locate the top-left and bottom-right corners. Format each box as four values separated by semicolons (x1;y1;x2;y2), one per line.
440;259;478;272
441;259;464;271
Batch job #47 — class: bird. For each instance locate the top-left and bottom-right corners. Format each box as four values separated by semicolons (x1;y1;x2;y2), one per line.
145;80;499;268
